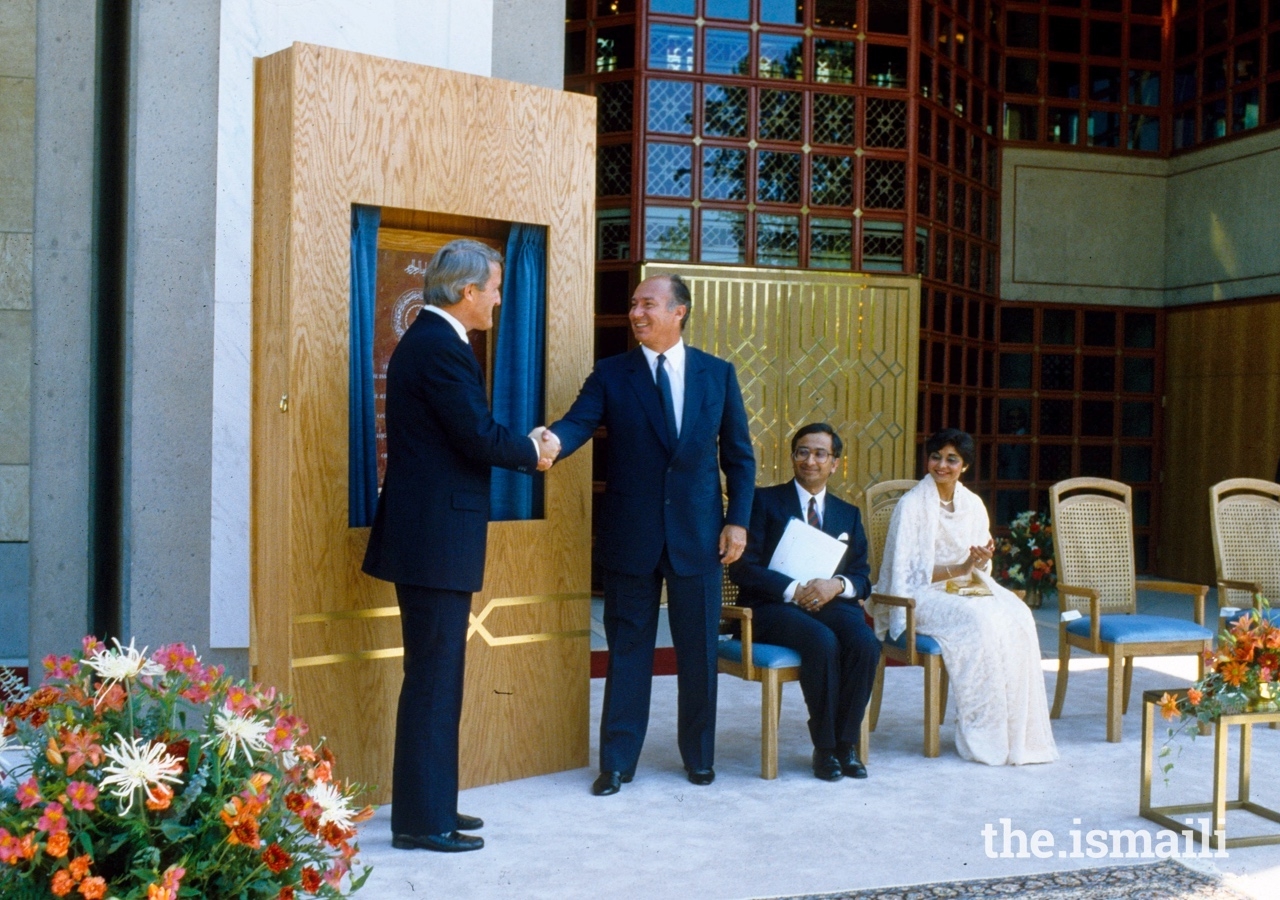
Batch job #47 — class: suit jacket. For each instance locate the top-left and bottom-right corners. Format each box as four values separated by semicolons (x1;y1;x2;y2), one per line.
729;480;872;607
362;310;538;592
551;344;755;577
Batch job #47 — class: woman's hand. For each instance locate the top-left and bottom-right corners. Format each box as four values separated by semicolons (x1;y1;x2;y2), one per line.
966;539;995;572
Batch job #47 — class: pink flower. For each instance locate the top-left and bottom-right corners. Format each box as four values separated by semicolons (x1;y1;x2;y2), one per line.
224;685;260;715
81;636;107;657
266;715;304;753
37;802;69;834
65;781;99;811
42;655;79;680
16;777;42;809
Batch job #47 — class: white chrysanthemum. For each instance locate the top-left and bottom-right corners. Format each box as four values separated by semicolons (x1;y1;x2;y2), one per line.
99;735;184;814
307;780;356;831
206;706;270;765
85;637;165;691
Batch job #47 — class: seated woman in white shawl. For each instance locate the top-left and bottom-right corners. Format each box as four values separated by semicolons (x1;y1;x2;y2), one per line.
870;429;1057;766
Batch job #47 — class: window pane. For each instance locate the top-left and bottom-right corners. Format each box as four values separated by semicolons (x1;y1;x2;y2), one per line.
1089;20;1122;57
1202;98;1227;141
1006;12;1040;49
1129;24;1163;61
1040;399;1073;435
1000;353;1032;389
1047;17;1081;53
865;97;908;147
1128;114;1160;150
814;40;856;84
1047;107;1080;144
864;158;906;208
596;25;636;71
1122;402;1153;437
1087;110;1120;147
815;0;856;29
1123;357;1155;393
1001;307;1034;343
649;24;694;72
1004;103;1038;140
861;220;904;271
759;89;805;141
867;45;908;88
868;0;909;34
703;84;748;137
705;0;748;19
810;154;853;206
759;34;804;80
643;206;691;259
1039;444;1073;481
1129;69;1161;106
597;80;634;133
596;209;631;261
1124;313;1156;348
756;214;800;267
996;490;1030;528
647;80;694;133
1048;61;1080;98
999;399;1032;435
597;144;633;195
1041;354;1075;390
1233;89;1260;132
1084;310;1116;347
1005;57;1039;94
705;29;750;76
809;218;853;269
646;142;693;196
1080;400;1114;436
1120;446;1152;482
1042;309;1075;344
701;147;747;200
1081;357;1115;392
997;442;1031;480
1079;445;1112;478
760;0;802;25
700;210;746;263
757;150;802;203
1090;65;1121;101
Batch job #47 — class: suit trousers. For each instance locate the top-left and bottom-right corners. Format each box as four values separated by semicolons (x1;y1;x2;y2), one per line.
391;584;472;836
600;550;721;774
752;599;880;750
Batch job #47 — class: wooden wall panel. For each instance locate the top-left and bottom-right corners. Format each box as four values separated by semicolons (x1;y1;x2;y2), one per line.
252;44;595;802
643;264;920;501
1160;297;1280;583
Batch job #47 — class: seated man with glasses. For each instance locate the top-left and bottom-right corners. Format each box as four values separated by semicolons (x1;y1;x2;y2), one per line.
728;423;880;781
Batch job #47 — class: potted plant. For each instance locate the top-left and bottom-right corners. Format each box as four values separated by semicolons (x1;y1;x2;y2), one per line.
994;510;1056;608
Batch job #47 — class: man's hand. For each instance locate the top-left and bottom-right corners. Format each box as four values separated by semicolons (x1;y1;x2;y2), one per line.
530;427;561;472
794;578;843;613
719;525;747;565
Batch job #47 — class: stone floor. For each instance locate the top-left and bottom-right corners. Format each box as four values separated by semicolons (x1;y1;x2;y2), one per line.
355;588;1280;900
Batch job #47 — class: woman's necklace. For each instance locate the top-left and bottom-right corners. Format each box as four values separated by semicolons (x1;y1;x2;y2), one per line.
939;497;955;512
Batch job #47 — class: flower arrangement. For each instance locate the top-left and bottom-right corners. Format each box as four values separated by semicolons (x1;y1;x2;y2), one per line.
1158;595;1280;729
0;637;371;899
994;510;1056;595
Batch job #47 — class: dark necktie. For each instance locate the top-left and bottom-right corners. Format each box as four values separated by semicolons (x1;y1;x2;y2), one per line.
656;353;679;443
808;496;821;530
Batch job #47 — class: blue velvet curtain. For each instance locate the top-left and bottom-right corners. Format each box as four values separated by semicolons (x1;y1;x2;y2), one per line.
491;224;548;520
349;204;381;527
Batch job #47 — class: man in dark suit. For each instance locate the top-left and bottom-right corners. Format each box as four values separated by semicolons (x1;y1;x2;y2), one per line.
546;273;755;795
728;423;880;781
363;239;558;853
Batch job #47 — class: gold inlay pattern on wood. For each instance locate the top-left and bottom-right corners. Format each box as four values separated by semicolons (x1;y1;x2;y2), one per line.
641;264;920;500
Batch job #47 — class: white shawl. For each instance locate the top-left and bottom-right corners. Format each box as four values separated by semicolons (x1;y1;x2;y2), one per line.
870;476;995;640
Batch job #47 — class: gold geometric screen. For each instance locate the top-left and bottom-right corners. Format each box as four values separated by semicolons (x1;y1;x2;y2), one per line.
642;264;920;505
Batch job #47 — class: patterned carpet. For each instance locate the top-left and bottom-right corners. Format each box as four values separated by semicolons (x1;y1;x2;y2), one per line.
759;861;1252;900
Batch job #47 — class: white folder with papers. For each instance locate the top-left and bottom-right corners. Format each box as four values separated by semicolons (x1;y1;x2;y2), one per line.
767;518;848;583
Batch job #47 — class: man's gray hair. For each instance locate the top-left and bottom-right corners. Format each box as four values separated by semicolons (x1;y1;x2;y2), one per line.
423;239;504;307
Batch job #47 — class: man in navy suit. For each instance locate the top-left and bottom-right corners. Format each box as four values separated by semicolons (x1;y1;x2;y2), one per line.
546;273;755;795
363;240;558;852
728;423;880;781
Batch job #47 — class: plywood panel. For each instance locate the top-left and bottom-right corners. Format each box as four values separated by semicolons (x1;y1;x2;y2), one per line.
1160;297;1280;583
643;264;920;501
252;44;595;802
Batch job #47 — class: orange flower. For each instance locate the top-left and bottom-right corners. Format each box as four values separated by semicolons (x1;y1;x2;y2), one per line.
68;855;92;881
278;888;295;900
30;685;62;708
300;867;321;892
1158;691;1181;720
58;728;106;776
1187;687;1203;706
145;783;174;811
78;876;107;899
221;796;262;848
1220;660;1249;687
262;843;292;874
46;831;71;858
95;683;126;712
51;870;75;896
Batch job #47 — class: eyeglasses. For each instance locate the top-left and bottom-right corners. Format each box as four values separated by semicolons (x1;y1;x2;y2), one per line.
792;448;833;462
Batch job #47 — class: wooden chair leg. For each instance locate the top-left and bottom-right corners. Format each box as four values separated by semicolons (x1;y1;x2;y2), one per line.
1122;655;1134;714
1050;640;1071;719
938;664;949;725
869;655;886;731
1106;643;1124;743
858;708;870;764
922;655;941;758
761;670;780;780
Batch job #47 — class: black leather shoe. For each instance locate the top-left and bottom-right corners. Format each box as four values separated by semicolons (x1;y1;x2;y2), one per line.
685;767;715;786
592;771;632;795
392;831;484;852
836;742;867;779
456;813;484;831
812;749;843;781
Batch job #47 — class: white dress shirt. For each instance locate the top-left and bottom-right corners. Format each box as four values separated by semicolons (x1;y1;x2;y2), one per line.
421;304;541;462
639;339;685;437
783;479;856;604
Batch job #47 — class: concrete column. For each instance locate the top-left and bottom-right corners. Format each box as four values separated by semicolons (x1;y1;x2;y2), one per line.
492;0;565;91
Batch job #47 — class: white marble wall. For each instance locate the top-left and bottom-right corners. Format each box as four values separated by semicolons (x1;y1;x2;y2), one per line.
210;0;495;646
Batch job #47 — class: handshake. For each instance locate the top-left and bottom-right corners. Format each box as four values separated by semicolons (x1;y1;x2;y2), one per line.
529;427;562;472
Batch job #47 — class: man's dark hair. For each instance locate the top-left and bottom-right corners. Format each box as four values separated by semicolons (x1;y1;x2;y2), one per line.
925;428;975;468
666;273;692;331
791;422;844;458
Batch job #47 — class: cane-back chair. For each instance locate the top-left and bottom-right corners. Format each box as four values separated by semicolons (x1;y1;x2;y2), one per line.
864;479;951;758
1209;478;1280;621
718;569;871;779
1049;477;1213;742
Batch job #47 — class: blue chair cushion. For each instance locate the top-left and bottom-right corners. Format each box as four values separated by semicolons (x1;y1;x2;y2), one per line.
717;639;801;669
885;630;943;657
1064;614;1213;644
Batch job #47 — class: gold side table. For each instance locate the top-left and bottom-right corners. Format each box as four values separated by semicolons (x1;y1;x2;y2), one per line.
1140;688;1280;849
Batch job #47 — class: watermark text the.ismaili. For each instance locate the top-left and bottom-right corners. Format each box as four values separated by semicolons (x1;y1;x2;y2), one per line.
981;818;1229;860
